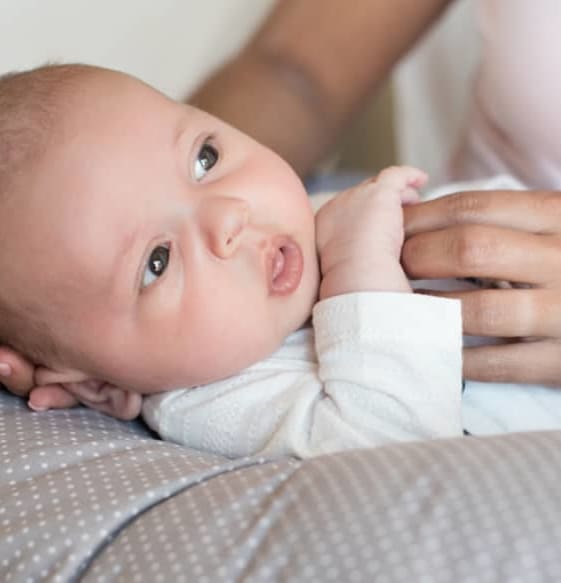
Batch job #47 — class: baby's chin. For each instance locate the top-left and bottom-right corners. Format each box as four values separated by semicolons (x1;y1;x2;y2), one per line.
175;327;303;390
104;328;306;395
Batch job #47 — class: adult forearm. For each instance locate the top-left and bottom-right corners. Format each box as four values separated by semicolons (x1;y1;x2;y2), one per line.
190;50;331;177
190;0;454;176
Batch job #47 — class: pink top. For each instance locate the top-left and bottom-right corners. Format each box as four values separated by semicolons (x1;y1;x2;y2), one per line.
449;0;561;189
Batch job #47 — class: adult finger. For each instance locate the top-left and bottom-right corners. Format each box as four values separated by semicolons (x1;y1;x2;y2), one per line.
463;339;561;387
419;288;561;338
0;347;35;397
402;224;561;285
405;189;561;236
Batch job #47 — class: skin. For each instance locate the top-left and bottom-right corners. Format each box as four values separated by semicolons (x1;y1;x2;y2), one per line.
3;1;561;394
1;68;320;416
404;189;561;386
317;169;423;299
189;0;561;386
191;0;453;176
7;182;561;410
0;66;423;420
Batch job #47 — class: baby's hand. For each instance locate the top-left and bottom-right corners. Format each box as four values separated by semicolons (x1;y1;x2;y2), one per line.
0;345;141;420
33;368;143;421
0;345;80;410
315;166;427;299
0;346;36;398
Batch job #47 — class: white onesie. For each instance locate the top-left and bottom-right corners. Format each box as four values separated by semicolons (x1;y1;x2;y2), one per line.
143;292;463;459
143;176;561;459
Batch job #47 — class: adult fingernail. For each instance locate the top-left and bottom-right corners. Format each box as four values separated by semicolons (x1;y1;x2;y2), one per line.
0;363;12;376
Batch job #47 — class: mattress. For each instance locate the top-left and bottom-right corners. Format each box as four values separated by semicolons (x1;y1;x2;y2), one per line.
2;390;561;581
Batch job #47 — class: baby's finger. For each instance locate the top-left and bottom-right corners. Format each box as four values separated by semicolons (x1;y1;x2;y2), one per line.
0;347;35;397
401;186;421;205
376;166;428;189
28;385;80;411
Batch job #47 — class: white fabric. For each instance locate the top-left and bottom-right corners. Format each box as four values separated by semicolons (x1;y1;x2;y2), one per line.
143;292;463;459
393;0;478;186
395;0;561;190
143;174;561;459
450;0;561;189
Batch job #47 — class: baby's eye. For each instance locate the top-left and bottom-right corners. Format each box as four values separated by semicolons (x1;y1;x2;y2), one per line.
194;141;219;181
141;244;170;289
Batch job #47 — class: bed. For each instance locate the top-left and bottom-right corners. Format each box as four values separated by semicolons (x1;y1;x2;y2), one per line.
3;389;561;581
4;2;561;580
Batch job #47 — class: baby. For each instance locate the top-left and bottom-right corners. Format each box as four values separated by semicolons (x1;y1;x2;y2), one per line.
1;64;559;459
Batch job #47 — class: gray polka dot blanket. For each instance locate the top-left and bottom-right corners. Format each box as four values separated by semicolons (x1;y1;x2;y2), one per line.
2;390;561;581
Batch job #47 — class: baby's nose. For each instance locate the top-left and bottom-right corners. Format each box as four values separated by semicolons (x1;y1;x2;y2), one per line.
201;196;249;259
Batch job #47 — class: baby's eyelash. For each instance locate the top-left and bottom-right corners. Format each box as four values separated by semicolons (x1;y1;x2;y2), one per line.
140;243;170;289
194;136;219;181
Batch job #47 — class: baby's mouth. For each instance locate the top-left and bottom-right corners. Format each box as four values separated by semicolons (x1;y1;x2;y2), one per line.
269;236;303;295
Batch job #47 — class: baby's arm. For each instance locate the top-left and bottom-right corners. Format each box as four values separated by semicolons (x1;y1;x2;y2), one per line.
143;167;464;459
144;291;463;459
315;166;426;298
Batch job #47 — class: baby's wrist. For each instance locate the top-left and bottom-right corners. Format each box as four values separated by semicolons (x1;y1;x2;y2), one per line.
319;259;411;300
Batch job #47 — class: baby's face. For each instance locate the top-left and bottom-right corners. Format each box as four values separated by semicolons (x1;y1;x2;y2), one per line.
14;70;319;393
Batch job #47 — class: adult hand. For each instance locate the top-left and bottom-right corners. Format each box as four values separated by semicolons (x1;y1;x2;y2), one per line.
403;188;561;386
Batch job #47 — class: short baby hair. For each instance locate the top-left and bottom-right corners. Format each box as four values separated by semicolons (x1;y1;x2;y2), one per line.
0;63;94;196
0;63;94;366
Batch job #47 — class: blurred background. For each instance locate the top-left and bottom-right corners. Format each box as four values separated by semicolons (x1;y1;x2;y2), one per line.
0;0;477;186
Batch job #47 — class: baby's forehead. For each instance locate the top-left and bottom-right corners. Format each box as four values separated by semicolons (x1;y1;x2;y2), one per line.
9;68;185;302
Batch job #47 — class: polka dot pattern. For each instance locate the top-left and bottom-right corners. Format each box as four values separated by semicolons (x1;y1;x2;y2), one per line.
84;433;561;582
0;392;253;581
3;389;561;581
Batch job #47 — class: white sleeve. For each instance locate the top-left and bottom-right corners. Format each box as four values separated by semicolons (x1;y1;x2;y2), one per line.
309;292;463;454
142;292;463;459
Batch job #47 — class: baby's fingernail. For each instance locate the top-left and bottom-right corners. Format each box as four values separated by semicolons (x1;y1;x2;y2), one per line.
28;400;48;412
0;363;12;376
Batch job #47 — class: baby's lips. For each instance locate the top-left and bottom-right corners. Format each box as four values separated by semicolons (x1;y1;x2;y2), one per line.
268;236;304;295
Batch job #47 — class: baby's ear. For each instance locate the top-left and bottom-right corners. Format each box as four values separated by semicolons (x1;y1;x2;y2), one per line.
35;367;143;420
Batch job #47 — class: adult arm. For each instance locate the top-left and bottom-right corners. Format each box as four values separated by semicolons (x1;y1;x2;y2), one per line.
403;188;561;386
189;0;453;176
